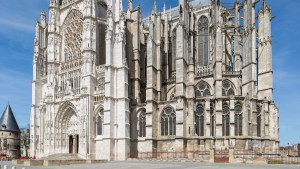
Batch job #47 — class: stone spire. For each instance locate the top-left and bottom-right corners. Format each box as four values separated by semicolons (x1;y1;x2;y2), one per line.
0;105;20;132
169;5;172;20
263;0;267;9
163;2;166;14
152;0;157;14
40;10;46;27
128;0;133;11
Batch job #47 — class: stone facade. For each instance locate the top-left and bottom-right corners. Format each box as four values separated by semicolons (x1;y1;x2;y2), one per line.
30;0;279;161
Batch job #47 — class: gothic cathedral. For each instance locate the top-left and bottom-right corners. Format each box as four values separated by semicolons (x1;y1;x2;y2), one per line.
30;0;279;160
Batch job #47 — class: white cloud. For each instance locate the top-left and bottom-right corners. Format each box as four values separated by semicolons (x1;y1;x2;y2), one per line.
0;18;34;33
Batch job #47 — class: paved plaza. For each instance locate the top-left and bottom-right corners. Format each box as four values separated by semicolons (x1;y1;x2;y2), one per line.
1;161;300;169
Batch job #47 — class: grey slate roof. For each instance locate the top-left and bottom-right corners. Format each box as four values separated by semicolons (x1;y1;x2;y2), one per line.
0;105;20;132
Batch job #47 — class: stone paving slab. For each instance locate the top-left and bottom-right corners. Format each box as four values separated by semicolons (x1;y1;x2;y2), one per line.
1;161;300;169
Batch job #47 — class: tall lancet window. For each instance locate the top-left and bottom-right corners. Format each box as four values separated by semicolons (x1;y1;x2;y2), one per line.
97;23;107;66
234;102;243;136
222;103;230;136
139;111;146;137
198;16;209;66
96;110;104;135
168;29;177;77
195;104;205;136
96;2;107;66
210;103;215;137
257;105;262;137
161;107;176;136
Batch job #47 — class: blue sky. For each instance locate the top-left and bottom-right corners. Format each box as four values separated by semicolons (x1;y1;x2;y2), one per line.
0;0;299;146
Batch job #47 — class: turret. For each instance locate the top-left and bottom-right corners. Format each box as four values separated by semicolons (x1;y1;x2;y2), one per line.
257;0;273;101
234;0;242;71
40;10;46;27
241;0;257;98
152;0;157;15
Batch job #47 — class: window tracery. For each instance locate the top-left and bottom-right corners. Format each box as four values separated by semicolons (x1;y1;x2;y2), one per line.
257;105;262;137
222;80;235;96
222;103;230;136
234;102;243;136
195;104;205;136
195;81;211;97
63;10;83;62
96;110;104;135
198;16;209;66
139;111;146;137
161;107;176;136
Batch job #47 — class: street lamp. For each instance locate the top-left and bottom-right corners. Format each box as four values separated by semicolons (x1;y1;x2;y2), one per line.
288;143;290;157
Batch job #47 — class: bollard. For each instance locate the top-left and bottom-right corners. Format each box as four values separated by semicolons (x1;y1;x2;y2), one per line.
12;166;16;169
4;165;7;169
22;168;26;169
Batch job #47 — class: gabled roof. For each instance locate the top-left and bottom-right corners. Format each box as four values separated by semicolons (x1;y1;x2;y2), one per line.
0;105;20;133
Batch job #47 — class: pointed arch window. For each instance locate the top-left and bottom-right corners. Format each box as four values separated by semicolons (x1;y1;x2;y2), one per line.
195;81;211;97
161;107;176;136
210;103;215;137
97;23;107;66
96;110;104;135
222;103;230;136
195;104;205;136
234;102;243;136
257;105;262;137
139;111;146;137
198;16;209;66
222;80;235;96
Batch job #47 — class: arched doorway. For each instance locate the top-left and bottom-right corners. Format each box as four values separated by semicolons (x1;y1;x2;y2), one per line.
55;102;80;154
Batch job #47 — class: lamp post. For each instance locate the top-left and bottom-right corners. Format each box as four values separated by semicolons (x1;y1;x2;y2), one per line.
288;142;290;157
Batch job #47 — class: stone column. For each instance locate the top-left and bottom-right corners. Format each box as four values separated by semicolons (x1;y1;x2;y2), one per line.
209;148;215;163
230;98;235;137
205;99;211;137
258;4;273;101
102;7;115;161
81;0;97;159
229;147;235;163
145;11;158;154
241;0;257;98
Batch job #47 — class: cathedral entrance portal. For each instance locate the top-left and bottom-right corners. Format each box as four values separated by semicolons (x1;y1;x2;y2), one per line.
56;102;80;154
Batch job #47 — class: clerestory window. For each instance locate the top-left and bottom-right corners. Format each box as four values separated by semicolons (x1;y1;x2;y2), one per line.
198;16;209;66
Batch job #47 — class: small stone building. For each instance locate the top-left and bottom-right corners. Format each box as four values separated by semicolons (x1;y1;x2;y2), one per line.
0;105;21;158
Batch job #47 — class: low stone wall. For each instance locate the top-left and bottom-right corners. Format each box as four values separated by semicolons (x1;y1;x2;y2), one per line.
11;160;24;165
24;160;44;166
19;159;108;166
